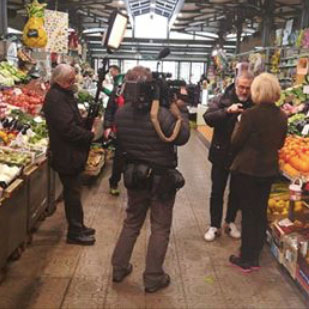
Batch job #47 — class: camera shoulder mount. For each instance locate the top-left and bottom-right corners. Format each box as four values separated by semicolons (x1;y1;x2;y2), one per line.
150;99;182;143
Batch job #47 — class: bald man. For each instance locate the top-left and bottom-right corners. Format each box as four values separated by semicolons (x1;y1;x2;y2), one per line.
43;64;96;246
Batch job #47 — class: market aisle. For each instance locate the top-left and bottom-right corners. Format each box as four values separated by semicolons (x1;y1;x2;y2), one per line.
0;131;307;309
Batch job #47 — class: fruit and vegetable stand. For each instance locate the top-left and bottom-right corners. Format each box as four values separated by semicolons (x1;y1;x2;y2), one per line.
0;178;28;277
265;68;309;297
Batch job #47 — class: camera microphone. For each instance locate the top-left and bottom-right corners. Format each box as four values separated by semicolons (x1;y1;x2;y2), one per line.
158;48;170;60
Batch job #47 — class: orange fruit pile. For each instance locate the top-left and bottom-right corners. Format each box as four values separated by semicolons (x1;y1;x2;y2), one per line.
279;135;309;177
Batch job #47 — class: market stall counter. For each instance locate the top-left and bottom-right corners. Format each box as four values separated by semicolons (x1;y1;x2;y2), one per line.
23;159;48;232
0;178;27;273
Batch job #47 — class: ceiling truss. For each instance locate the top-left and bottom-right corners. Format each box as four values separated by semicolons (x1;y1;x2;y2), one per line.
6;0;305;61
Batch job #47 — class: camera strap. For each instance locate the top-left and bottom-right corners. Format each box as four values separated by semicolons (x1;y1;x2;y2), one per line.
150;100;182;143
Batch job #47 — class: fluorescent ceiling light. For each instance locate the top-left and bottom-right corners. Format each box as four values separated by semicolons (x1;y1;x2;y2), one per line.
85;33;102;37
195;31;219;39
83;28;105;34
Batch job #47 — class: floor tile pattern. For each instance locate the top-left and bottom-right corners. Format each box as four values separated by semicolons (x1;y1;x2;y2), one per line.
0;131;307;309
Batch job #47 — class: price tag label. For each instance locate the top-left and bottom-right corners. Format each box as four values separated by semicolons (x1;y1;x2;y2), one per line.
304;85;309;94
302;124;309;135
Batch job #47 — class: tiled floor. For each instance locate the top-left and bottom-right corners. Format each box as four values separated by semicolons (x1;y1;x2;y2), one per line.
0;131;308;309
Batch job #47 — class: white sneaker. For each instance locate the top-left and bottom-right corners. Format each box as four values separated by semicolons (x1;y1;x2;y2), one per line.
204;227;221;242
225;223;241;239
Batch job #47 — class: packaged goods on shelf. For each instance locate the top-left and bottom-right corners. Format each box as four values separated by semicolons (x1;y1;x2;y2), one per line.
283;232;306;279
268;181;290;220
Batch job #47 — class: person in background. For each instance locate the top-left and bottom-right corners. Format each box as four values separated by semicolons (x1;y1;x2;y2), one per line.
111;66;190;293
103;66;125;195
43;64;99;246
229;73;287;272
102;65;121;97
203;71;254;241
83;71;93;90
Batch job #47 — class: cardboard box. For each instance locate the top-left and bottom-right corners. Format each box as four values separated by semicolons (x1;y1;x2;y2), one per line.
282;232;300;279
270;238;284;264
271;219;296;249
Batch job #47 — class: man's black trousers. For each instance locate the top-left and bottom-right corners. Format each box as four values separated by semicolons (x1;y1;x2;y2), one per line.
210;164;238;228
109;140;124;188
232;173;273;262
58;173;84;236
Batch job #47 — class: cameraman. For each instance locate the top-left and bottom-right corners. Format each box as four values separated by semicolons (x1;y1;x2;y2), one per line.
111;66;190;293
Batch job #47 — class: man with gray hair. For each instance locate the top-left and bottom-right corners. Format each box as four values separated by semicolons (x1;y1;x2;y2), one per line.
43;64;97;246
203;71;254;242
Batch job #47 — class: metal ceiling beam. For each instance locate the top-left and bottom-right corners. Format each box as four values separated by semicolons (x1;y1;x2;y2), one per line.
85;37;236;47
0;0;8;37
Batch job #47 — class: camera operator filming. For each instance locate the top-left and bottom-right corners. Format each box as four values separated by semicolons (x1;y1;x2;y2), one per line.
111;66;190;293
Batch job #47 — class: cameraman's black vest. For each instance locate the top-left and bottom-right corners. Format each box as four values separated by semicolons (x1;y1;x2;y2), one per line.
115;103;185;169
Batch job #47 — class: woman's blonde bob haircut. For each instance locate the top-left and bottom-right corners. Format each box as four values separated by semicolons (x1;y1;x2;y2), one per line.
251;72;281;104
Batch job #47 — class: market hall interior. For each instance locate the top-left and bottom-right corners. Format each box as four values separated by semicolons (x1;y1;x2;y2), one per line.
0;131;307;309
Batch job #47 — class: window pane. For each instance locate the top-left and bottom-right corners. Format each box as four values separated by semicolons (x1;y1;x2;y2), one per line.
135;14;168;39
109;59;120;66
180;62;190;83
162;61;178;79
123;60;138;73
191;63;205;84
138;60;157;71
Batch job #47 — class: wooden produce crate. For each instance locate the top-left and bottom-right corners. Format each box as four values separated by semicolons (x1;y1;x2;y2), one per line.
0;178;27;269
23;160;49;232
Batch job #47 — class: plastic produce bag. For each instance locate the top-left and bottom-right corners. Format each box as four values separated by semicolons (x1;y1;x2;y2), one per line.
22;0;48;48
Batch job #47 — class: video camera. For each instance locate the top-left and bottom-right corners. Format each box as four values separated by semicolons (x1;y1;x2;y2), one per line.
124;68;187;111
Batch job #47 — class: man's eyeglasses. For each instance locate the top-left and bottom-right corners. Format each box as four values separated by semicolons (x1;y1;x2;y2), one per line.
237;85;250;92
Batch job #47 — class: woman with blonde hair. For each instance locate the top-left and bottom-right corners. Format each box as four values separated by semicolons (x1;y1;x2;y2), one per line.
228;73;287;272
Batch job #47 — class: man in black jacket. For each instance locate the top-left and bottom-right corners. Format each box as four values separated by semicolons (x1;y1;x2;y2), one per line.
111;66;190;293
43;64;97;246
103;68;125;196
203;71;254;242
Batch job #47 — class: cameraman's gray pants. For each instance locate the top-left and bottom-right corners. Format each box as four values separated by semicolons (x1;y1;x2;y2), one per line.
112;188;175;288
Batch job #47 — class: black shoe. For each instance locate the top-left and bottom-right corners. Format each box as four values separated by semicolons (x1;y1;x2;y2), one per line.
113;263;133;283
83;226;96;236
145;274;171;293
67;234;96;246
229;255;252;273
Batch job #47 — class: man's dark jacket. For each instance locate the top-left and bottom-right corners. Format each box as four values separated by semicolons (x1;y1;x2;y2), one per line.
203;83;253;167
43;84;94;175
115;103;190;169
